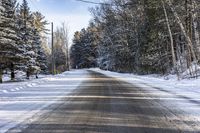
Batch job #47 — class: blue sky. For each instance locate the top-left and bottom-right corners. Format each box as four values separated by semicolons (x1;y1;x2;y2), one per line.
17;0;100;44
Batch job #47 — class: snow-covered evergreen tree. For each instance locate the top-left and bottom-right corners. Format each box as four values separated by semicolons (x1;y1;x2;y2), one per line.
0;0;49;82
18;0;38;79
32;12;48;73
70;25;98;69
31;27;46;77
0;0;25;81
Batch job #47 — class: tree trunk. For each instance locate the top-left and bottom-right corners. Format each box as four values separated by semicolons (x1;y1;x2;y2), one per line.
191;0;200;60
162;0;180;79
166;0;197;62
26;71;30;79
0;69;3;83
36;73;38;79
11;63;15;81
135;30;140;73
66;51;70;71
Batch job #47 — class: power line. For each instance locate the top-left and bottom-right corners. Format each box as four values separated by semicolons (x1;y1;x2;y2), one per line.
51;22;55;75
75;0;110;5
75;0;136;7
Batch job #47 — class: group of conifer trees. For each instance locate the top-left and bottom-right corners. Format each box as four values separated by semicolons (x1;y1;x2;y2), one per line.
0;0;48;82
71;0;200;79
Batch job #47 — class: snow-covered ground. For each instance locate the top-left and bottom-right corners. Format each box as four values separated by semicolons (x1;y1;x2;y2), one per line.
1;68;200;132
0;69;89;133
92;68;200;97
2;70;45;82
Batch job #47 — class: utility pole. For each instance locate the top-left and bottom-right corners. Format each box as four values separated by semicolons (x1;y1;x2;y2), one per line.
51;22;55;75
66;43;70;71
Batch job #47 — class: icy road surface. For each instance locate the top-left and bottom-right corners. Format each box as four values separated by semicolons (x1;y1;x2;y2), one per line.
5;70;200;133
0;70;88;133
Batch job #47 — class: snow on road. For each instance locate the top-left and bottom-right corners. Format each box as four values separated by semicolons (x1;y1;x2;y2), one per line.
1;68;200;132
0;70;89;133
92;68;200;130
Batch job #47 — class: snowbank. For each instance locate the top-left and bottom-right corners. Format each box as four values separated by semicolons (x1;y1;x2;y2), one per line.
91;68;200;94
0;69;89;133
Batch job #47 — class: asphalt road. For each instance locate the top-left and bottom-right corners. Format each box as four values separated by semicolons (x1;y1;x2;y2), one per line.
7;70;199;133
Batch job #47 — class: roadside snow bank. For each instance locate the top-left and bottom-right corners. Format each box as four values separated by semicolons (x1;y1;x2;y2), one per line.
0;69;88;133
91;68;200;94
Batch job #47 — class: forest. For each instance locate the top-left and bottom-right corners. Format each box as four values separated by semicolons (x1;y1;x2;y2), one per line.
1;0;200;82
0;0;69;83
70;0;200;79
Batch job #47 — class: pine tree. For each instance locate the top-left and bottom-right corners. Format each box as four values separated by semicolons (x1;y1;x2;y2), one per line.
70;31;81;69
32;12;49;34
32;27;48;75
70;24;98;69
0;0;25;82
32;12;48;73
18;0;37;79
0;0;50;82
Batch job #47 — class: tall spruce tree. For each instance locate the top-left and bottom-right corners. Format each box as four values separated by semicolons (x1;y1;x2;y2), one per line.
32;12;48;74
70;24;98;69
0;0;49;82
0;0;25;81
18;0;38;79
